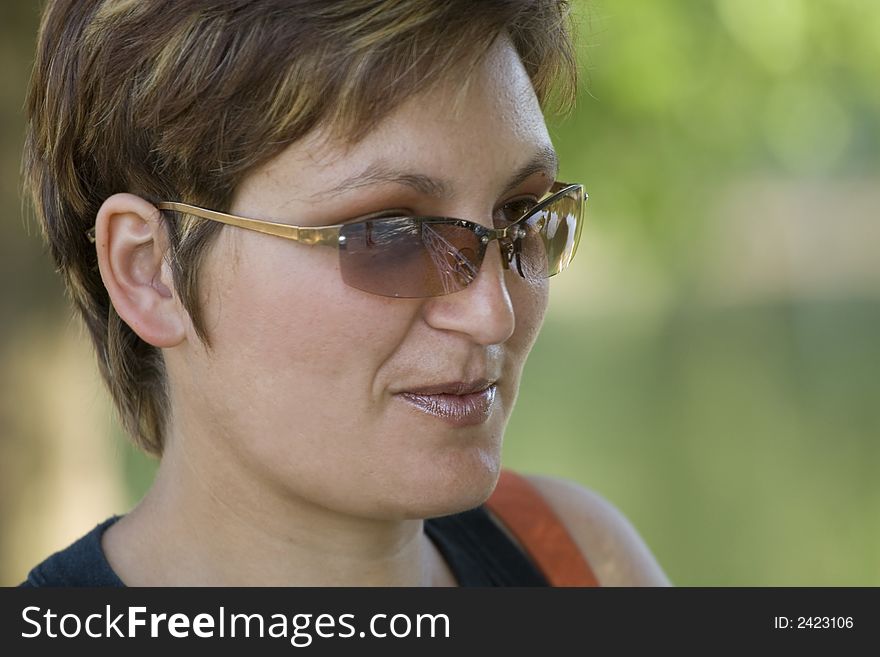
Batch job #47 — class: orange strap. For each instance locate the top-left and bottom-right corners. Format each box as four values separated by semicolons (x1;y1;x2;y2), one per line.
484;469;599;587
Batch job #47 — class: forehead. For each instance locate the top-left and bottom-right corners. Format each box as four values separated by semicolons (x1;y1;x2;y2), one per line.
237;37;553;205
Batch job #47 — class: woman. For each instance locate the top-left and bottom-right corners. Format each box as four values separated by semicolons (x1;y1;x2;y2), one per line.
21;0;668;586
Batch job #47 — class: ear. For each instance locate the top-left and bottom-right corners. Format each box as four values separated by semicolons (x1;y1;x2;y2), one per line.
94;193;186;348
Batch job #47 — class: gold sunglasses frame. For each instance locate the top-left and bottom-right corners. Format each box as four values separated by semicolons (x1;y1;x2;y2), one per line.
85;181;586;297
86;182;586;256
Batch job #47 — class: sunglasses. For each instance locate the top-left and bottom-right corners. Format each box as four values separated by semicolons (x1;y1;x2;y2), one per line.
91;181;586;298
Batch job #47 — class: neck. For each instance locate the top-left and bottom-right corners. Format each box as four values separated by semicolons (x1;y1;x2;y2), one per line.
102;423;457;587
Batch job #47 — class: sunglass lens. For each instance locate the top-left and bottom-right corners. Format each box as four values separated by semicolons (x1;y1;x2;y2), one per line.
339;218;484;298
517;185;584;280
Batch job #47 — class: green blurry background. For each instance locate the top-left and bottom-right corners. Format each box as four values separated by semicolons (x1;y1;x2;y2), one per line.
2;0;878;586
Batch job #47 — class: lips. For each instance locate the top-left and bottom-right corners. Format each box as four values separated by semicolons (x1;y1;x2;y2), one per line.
395;380;497;427
401;379;496;396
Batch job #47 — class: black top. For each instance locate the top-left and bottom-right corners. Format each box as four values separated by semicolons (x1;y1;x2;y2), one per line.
20;507;548;587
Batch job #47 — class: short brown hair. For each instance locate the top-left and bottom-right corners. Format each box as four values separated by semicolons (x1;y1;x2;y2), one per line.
24;0;577;456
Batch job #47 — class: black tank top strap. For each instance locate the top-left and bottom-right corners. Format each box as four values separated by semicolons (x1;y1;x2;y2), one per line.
424;506;548;586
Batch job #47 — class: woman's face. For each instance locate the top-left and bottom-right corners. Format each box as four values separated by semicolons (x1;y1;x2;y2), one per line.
171;37;555;520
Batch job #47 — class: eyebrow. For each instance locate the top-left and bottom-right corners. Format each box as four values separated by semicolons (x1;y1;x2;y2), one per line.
320;144;559;200
501;144;559;195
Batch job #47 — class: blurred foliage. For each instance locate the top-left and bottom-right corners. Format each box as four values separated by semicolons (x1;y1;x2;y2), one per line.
554;0;879;278
2;0;878;586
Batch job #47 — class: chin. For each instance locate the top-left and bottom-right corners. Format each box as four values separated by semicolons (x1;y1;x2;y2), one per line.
389;447;503;520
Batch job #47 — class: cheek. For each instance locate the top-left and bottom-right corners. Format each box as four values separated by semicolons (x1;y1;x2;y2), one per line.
199;234;408;402
494;276;547;407
509;276;548;354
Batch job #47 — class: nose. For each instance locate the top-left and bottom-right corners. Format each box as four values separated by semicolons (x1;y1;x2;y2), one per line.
421;239;516;345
